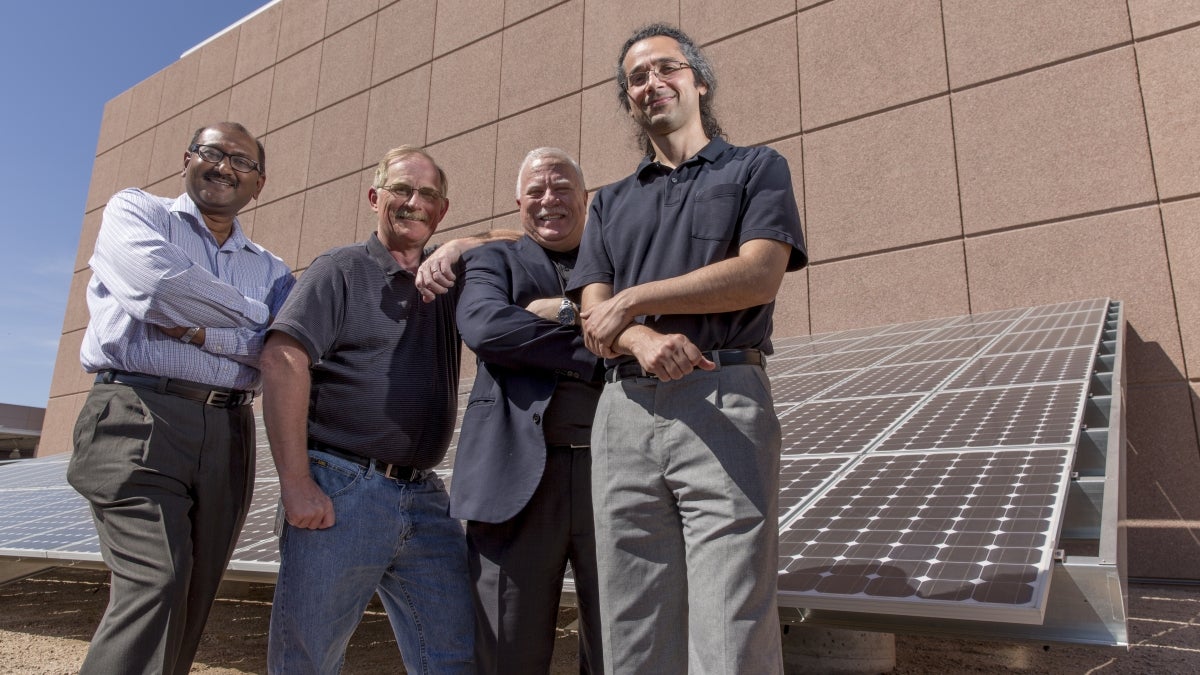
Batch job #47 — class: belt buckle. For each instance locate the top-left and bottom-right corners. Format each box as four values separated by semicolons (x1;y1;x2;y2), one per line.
382;463;412;481
205;390;232;407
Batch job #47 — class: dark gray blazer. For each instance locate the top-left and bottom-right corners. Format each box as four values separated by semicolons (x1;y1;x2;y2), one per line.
449;236;598;523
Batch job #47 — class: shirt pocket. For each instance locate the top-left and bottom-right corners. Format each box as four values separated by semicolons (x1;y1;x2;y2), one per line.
690;183;742;241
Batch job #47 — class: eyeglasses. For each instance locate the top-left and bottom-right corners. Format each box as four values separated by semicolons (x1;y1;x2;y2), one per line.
380;182;445;204
625;60;694;90
189;144;262;174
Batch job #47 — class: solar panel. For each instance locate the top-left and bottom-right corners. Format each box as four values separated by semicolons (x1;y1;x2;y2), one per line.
0;299;1127;645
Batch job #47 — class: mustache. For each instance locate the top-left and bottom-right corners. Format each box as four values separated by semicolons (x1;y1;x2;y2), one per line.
392;207;428;222
535;209;567;219
203;169;238;187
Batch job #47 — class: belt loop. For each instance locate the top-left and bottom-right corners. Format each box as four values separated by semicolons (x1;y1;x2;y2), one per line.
712;350;722;369
155;376;170;395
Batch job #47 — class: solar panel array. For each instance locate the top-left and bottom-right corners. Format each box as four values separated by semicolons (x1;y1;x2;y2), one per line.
770;298;1112;623
0;299;1117;630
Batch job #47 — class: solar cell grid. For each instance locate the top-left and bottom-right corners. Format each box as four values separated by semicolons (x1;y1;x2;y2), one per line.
1012;309;1105;333
770;354;831;375
926;321;1011;341
769;371;854;405
778;456;853;520
879;316;965;334
961;307;1035;323
843;330;939;351
777;347;900;375
1023;298;1110;316
51;535;101;555
875;383;1083;452
0;454;70;489
947;347;1094;390
811;325;887;342
880;337;994;365
771;341;832;359
984;325;1098;355
778;448;1071;613
779;396;922;456
824;359;968;398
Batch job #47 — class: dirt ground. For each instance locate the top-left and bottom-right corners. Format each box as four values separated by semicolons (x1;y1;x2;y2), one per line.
1;567;1197;674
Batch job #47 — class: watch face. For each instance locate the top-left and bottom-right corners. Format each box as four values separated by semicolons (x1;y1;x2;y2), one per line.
558;300;577;326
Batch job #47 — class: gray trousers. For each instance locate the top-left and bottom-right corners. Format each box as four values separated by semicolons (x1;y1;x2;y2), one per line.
591;365;783;675
67;382;255;675
467;445;603;674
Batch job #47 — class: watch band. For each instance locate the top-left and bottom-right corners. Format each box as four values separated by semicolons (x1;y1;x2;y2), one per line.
179;326;201;344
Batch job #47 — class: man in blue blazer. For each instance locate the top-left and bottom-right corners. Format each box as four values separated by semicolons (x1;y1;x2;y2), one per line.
450;148;603;674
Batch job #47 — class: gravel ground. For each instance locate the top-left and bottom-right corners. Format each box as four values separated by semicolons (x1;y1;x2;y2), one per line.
1;567;1197;673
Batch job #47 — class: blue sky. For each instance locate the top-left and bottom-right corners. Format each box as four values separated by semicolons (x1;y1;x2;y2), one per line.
0;1;268;407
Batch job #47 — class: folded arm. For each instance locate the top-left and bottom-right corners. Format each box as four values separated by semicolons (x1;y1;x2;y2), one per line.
458;248;595;375
580;283;713;382
90;189;273;329
581;237;792;355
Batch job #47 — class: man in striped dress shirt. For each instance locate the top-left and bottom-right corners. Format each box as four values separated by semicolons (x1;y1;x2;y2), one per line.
68;122;294;675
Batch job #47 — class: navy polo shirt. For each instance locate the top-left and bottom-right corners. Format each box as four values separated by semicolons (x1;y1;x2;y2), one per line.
269;233;462;467
569;138;807;362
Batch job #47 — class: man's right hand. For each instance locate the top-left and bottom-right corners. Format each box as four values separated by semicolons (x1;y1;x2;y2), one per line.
626;328;716;382
279;475;335;529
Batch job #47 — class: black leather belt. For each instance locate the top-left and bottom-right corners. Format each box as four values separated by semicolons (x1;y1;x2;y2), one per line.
315;445;423;483
96;370;254;408
604;349;765;383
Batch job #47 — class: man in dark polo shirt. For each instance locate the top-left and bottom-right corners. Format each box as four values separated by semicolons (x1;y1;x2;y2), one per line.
567;24;808;674
260;145;496;674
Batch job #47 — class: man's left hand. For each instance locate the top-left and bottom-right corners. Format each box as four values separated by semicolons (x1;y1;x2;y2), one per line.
158;324;205;346
582;291;635;356
415;243;462;303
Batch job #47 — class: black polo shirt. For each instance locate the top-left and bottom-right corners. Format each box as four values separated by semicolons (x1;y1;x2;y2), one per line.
568;138;807;363
269;233;462;467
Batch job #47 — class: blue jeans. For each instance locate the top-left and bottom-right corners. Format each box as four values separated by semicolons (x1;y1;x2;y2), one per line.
267;450;474;674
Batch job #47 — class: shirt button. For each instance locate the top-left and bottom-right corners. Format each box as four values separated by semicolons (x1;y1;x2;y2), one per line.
671;177;678;183
532;413;542;424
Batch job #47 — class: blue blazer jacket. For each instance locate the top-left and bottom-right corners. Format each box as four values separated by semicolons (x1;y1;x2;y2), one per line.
449;236;599;523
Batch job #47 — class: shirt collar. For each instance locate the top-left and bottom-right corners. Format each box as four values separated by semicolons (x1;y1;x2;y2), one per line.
366;232;407;277
171;193;263;254
634;137;732;180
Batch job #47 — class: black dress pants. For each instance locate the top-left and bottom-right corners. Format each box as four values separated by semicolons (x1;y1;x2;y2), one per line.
67;382;254;675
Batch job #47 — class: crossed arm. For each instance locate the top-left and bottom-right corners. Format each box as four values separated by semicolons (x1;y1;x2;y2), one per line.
580;238;792;381
93;190;292;360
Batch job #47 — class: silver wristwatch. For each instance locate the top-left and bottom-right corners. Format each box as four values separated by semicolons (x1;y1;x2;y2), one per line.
557;298;579;327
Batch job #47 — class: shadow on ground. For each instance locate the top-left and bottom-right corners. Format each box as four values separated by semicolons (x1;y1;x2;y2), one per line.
1;568;1197;673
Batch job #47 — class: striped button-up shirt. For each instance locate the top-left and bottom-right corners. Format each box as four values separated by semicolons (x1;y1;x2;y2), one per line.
80;188;295;390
